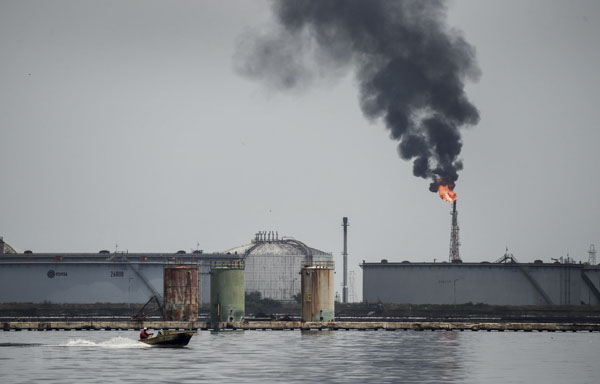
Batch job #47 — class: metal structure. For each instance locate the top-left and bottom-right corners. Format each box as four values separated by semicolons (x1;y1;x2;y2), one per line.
132;295;164;320
224;233;333;302
0;233;331;306
361;260;600;306
589;245;597;265
0;251;241;304
301;261;335;322
348;270;357;303
163;266;198;321
0;237;17;254
449;201;461;263
210;260;245;323
494;247;518;263
342;217;349;303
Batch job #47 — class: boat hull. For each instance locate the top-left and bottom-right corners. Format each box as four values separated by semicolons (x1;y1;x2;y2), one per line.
139;330;195;347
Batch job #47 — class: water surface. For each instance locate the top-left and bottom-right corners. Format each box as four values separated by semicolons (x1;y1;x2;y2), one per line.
0;330;597;383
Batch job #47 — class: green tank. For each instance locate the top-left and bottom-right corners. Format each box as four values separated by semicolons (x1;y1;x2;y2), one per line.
210;262;245;323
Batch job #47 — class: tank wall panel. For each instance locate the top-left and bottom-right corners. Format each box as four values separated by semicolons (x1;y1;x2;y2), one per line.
163;266;198;321
301;267;335;321
362;264;600;306
580;269;600;305
210;268;245;322
0;249;333;305
0;263;163;304
198;264;211;306
244;254;306;301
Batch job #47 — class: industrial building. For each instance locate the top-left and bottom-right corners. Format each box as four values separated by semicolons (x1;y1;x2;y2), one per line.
0;249;237;305
361;257;600;306
361;199;600;307
0;233;333;305
224;231;333;302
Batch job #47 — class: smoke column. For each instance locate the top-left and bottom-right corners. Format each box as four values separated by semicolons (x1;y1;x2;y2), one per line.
236;0;480;193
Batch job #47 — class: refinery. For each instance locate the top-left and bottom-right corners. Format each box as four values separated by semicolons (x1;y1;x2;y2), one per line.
0;233;332;307
2;206;600;333
1;198;599;315
362;201;600;307
1;212;599;311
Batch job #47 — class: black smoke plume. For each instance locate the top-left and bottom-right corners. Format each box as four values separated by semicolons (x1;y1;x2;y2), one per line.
236;0;480;193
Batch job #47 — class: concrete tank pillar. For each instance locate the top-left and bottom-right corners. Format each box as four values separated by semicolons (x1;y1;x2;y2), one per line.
210;261;245;323
163;265;199;321
301;262;335;322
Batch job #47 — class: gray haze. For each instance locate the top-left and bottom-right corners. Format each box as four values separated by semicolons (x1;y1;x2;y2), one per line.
1;1;600;299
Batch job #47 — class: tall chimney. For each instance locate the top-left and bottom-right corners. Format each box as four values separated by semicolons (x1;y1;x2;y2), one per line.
449;201;461;263
342;217;349;303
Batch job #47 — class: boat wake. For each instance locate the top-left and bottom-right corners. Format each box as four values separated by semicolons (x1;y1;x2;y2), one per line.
58;336;149;349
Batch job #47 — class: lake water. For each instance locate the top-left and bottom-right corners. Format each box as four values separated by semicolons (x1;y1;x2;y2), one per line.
0;330;598;383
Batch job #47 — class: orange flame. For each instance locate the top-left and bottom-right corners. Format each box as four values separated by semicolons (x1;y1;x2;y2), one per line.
438;184;457;202
431;177;457;202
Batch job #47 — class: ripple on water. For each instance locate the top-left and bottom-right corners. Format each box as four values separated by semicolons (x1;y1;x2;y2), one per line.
0;330;598;383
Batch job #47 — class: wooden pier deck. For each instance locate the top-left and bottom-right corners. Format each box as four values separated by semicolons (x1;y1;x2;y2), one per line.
3;321;600;332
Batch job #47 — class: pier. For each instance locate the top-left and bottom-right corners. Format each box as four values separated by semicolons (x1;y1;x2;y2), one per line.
3;321;600;332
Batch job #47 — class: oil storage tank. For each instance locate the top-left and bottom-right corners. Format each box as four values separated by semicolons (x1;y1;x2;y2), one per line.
210;261;245;323
361;260;600;306
163;265;198;321
0;246;242;305
224;231;333;302
301;261;335;322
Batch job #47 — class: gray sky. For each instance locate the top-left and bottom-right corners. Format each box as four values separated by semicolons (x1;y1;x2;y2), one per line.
1;0;599;298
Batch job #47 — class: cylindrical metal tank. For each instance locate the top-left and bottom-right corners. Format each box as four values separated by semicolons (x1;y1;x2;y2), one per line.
163;265;198;321
301;262;335;322
210;261;245;323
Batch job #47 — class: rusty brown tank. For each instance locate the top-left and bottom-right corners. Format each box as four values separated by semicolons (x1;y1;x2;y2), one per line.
163;266;198;321
301;262;335;322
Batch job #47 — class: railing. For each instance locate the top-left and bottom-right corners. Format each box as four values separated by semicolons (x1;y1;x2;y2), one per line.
303;260;335;269
210;259;245;270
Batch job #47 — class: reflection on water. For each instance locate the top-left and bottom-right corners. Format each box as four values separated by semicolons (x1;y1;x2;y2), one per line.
0;330;598;383
0;342;44;347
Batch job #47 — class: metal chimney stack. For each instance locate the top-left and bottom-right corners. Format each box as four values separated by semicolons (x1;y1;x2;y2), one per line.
342;217;349;303
449;201;461;263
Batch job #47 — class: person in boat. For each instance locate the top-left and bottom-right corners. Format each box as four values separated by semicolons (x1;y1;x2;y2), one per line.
139;327;153;340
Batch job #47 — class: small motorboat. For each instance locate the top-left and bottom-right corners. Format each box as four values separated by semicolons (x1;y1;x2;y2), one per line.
139;330;195;347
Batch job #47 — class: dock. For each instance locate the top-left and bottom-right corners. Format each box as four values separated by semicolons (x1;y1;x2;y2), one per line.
3;321;600;332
